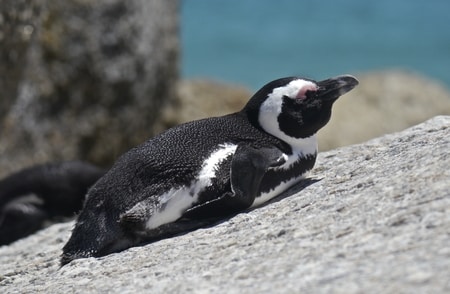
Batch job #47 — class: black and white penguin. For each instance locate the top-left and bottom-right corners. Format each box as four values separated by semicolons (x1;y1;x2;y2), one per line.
0;161;105;245
61;75;358;265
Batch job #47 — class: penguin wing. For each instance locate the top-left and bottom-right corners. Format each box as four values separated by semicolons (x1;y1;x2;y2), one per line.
182;144;286;219
117;145;285;240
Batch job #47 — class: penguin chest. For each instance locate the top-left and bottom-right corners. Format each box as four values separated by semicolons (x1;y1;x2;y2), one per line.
252;151;316;207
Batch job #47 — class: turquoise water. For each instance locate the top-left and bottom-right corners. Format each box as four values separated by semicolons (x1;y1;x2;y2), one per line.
181;0;450;90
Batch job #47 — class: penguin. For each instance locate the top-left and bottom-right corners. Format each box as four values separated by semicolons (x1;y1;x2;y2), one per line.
61;75;359;265
0;161;105;245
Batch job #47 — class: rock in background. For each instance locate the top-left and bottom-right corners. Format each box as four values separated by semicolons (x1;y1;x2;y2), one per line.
1;0;449;181
159;79;251;131
0;0;179;177
171;70;450;151
0;116;448;293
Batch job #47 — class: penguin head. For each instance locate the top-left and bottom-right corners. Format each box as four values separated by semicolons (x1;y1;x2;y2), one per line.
244;75;359;142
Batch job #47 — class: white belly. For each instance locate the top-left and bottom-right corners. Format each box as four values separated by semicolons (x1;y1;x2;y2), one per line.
251;175;305;207
251;137;317;207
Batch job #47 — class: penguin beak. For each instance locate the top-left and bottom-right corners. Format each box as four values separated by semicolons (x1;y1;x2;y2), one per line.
315;75;359;101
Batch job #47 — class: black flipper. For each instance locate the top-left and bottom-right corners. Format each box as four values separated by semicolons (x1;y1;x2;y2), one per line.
183;145;285;219
118;145;286;238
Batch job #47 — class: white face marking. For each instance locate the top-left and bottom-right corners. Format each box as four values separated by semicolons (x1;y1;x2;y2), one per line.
258;79;318;151
146;143;237;229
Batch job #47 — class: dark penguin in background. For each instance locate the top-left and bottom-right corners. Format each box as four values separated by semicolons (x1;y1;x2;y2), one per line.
0;161;105;245
61;75;359;265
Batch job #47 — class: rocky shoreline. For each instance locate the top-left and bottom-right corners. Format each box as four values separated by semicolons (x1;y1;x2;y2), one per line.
1;116;448;293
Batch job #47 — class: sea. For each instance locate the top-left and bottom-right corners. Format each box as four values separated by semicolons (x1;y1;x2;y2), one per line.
181;0;450;90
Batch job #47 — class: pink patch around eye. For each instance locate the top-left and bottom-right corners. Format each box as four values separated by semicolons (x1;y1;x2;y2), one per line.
296;84;318;99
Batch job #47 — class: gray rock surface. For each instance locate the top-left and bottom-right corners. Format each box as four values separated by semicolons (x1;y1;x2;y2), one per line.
0;0;179;177
1;116;449;293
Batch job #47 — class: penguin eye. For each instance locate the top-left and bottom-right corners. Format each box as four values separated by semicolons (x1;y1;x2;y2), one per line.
283;95;300;104
305;90;317;99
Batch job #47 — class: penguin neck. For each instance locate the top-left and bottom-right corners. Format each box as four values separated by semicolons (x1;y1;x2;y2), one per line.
239;109;318;157
256;110;318;157
287;134;318;156
268;134;317;173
